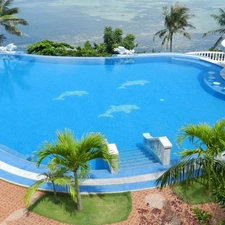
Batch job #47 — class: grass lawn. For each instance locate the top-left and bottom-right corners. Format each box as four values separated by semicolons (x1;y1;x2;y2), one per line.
29;192;132;225
172;180;216;205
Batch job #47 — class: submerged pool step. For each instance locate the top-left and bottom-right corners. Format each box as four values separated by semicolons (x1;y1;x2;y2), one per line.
119;155;157;165
119;159;157;169
119;148;153;159
119;147;158;170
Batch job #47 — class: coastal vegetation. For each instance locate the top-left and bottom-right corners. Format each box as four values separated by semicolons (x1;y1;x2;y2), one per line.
26;26;137;56
0;0;28;44
24;129;118;211
153;2;195;52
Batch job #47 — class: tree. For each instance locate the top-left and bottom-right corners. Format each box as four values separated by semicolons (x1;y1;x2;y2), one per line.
103;26;121;54
24;168;74;206
155;119;225;192
0;0;29;43
153;2;195;52
121;34;137;51
34;129;118;211
203;8;225;49
103;26;137;54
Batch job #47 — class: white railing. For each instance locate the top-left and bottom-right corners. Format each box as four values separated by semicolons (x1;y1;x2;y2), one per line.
187;51;225;66
142;133;172;166
107;143;119;174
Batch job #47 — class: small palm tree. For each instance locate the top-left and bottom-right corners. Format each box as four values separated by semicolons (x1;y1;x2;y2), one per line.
203;8;225;49
156;119;225;192
24;168;74;206
153;2;195;52
35;129;118;211
0;0;29;43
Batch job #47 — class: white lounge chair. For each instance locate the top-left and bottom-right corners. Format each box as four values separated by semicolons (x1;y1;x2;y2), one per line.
114;46;135;55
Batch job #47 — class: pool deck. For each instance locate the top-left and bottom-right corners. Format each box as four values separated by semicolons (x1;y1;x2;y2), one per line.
1;179;225;224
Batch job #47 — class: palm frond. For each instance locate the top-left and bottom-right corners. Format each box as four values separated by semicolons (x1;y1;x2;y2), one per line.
156;157;225;190
24;180;45;206
0;0;28;36
154;2;195;52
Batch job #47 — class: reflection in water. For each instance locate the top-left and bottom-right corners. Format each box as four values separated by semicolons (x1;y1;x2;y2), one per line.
0;54;32;99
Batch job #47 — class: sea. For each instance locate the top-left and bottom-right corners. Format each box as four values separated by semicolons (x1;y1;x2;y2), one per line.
4;0;225;53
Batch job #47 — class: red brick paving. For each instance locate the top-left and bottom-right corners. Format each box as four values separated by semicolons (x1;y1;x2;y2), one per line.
1;179;225;225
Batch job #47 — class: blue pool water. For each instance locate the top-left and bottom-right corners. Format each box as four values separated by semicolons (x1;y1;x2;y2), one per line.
0;53;225;164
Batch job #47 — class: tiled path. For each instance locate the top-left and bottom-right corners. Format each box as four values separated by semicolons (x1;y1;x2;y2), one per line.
1;179;225;225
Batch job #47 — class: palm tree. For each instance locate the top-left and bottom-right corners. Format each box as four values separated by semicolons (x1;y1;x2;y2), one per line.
203;8;225;49
35;129;118;211
156;119;225;192
153;2;195;52
0;0;29;43
24;168;74;206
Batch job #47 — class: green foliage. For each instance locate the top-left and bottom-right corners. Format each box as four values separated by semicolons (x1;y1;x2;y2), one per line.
121;34;138;50
103;26;118;54
208;46;222;52
24;167;73;206
192;207;212;225
156;119;225;193
27;27;137;57
173;179;216;204
27;39;110;57
203;8;225;48
29;192;132;225
75;41;109;57
153;2;195;52
214;186;225;209
0;0;29;42
34;129;118;211
103;26;137;54
27;40;76;56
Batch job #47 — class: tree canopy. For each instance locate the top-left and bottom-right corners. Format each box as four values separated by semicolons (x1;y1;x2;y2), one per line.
153;2;195;52
203;8;225;49
0;0;29;44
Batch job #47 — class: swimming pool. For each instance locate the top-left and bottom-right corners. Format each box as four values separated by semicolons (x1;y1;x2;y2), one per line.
0;53;224;166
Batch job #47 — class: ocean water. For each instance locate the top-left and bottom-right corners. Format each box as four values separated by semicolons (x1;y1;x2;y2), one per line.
6;0;225;53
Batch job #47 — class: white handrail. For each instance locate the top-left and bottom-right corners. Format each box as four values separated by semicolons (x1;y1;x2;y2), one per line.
187;51;225;62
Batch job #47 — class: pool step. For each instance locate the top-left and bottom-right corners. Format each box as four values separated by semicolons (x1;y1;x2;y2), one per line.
119;147;158;170
119;160;157;169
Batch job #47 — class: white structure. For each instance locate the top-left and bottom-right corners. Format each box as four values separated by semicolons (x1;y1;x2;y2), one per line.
187;51;225;67
0;43;17;53
187;47;225;67
114;46;135;55
143;133;172;166
107;143;119;174
221;39;225;48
